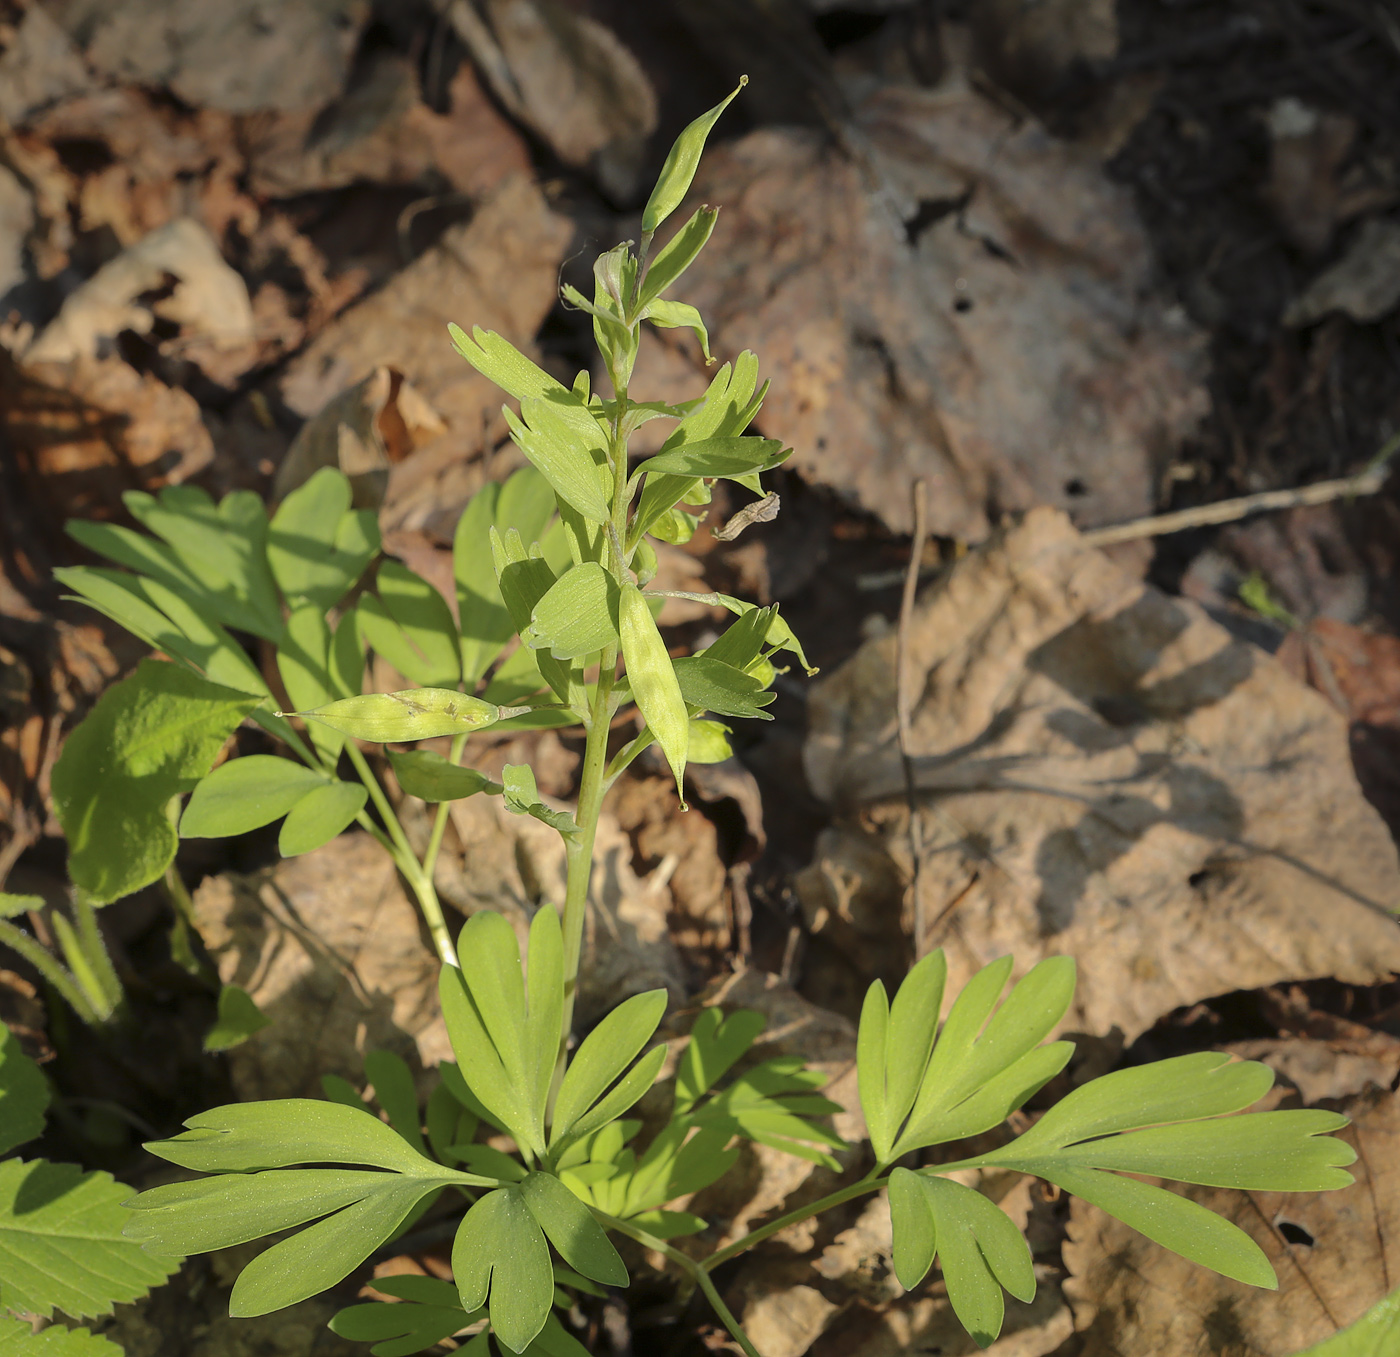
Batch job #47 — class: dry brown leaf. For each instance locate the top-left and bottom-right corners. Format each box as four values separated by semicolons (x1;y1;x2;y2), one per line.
801;507;1400;1042
1063;1088;1400;1353
280;175;571;489
272;366;446;508
0;165;33;300
1286;217;1400;326
628;66;1206;538
44;0;370;114
447;0;657;199
25;218;254;365
0;2;92;127
190;832;452;1101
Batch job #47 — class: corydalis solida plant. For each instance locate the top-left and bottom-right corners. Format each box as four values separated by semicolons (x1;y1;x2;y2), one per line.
46;81;1355;1356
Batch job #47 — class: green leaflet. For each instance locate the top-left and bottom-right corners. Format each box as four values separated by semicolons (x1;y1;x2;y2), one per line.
330;1273;481;1357
388;749;502;802
502;764;579;835
452;1188;554;1353
0;1026;48;1157
636;206;718;311
524;563;619;660
180;755;329;837
448;325;567;406
277;781;368;856
671;656;776;721
551;991;668;1146
888;1171;1035;1348
639;298;712;363
0;1315;124;1355
296;689;511;742
203;984;271;1052
503;405;609;525
639;436;786;480
50;659;259;904
359;561;462;689
276;603;342;764
0;1159;180;1320
266;468;379;612
362;1050;428;1157
687;718;733;763
619;583;688;798
519;1173;627;1286
54;566;270;697
1290;1284;1400;1356
674;1009;765;1115
641;77;746;234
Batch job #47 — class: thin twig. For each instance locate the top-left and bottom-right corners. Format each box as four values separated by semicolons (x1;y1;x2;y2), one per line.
897;480;930;960
1080;444;1396;547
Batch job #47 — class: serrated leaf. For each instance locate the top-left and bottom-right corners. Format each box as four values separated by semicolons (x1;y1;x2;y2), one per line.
620;584;688;797
51;660;259;904
524;564;619;660
297;689;511;743
520;1173;627;1286
0;1026;48;1157
267;468;379;612
452;1188;553;1353
204;984;271;1052
388;749;501;803
671;656;775;721
641;78;746;235
0;1159;179;1320
180;755;328;837
277;781;367;856
0;1315;125;1355
551;991;668;1145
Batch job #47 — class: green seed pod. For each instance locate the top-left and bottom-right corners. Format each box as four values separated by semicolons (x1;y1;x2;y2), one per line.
287;689;524;743
618;583;689;803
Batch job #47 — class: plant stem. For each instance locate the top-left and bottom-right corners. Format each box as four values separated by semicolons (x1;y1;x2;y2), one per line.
72;890;124;1013
0;918;100;1025
702;1174;887;1272
559;659;613;1037
421;733;468;884
595;1211;761;1357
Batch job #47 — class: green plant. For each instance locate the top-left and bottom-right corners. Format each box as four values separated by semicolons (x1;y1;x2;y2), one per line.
46;84;1356;1355
0;1025;180;1352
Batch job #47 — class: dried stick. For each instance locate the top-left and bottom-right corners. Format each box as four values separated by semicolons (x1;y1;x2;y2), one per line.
896;480;930;960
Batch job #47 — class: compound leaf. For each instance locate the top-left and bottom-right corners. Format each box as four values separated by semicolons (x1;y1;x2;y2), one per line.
51;660;258;904
360;562;461;689
0;1159;179;1320
675;1009;765;1115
